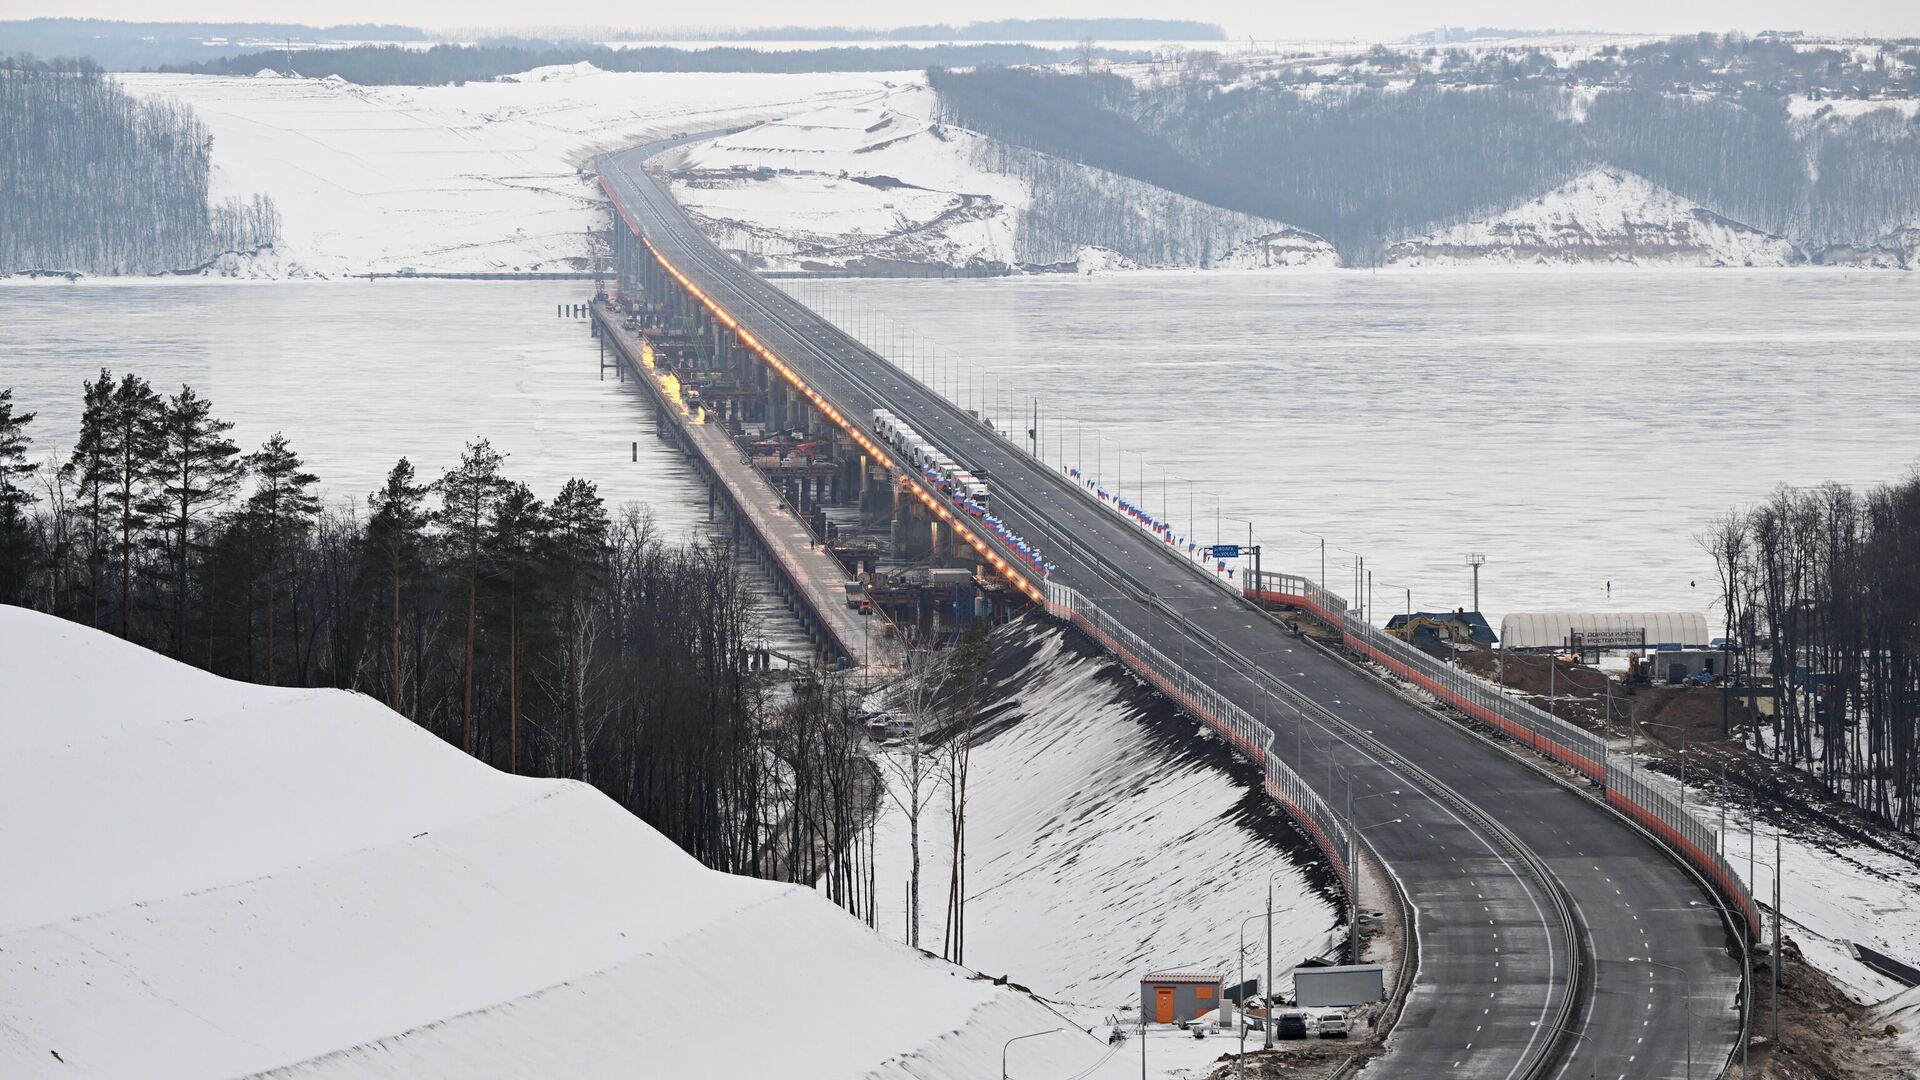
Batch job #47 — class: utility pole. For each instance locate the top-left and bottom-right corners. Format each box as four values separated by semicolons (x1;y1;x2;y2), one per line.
1265;876;1275;1050
1773;828;1782;1045
1467;552;1487;612
1549;654;1556;719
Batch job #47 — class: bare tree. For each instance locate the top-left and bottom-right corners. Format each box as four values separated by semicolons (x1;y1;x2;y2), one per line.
875;635;944;949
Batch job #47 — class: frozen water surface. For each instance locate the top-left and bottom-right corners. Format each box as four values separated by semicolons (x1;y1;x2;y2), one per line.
1;280;815;649
798;270;1920;627
8;273;1917;633
4;281;704;528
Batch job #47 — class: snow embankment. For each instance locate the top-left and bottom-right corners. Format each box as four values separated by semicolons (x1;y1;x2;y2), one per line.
0;605;1101;1079
114;65;893;278
1384;168;1806;268
1627;759;1920;1007
868;621;1341;1008
663;82;1338;273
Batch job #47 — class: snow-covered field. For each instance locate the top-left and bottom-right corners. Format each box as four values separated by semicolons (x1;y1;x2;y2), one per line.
115;65;894;277
866;621;1341;1009
0;605;1113;1079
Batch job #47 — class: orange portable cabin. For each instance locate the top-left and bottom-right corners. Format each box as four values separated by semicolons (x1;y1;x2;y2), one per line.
1139;969;1223;1025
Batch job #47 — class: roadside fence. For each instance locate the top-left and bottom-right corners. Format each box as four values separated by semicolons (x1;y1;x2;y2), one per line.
1045;581;1353;894
1244;569;1763;940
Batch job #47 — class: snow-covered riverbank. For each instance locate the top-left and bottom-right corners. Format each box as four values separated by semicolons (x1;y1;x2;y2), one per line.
0;605;1111;1079
113;65;893;278
45;65;1902;281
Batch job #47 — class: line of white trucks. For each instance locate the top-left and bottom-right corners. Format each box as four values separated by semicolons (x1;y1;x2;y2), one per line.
870;408;990;517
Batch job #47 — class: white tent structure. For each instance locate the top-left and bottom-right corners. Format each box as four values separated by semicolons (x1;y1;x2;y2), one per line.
1499;611;1711;651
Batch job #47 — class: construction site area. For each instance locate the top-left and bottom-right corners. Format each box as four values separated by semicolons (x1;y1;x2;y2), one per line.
590;289;1029;669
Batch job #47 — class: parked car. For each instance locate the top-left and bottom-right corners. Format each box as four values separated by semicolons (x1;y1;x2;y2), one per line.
1312;1009;1350;1039
1273;1010;1310;1040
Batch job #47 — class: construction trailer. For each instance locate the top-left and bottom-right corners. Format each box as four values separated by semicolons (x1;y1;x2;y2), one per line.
1139;969;1223;1025
1293;964;1386;1007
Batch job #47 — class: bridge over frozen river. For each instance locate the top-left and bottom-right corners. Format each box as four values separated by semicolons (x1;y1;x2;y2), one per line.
600;134;1753;1080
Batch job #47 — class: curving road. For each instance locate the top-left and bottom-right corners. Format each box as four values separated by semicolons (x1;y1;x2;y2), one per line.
602;137;1742;1080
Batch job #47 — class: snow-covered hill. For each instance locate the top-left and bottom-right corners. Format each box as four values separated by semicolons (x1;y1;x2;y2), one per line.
1384;169;1807;268
0;605;1103;1079
115;65;893;278
663;83;1337;273
868;621;1341;1008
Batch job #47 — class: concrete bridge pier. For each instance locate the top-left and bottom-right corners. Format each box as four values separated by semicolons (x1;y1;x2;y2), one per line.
892;484;929;560
931;518;954;563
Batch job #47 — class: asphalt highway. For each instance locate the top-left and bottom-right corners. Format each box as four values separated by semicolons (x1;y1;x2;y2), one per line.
604;138;1743;1080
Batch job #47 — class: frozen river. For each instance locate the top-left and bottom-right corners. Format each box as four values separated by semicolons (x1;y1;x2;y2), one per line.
4;280;708;532
6;272;1916;635
1;280;811;648
793;270;1920;629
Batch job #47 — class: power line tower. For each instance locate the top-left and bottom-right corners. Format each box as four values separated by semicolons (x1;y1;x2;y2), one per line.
1466;552;1487;612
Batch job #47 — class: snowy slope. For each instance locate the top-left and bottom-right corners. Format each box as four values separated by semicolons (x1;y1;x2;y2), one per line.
867;621;1341;1008
664;82;1336;273
1627;761;1920;1007
0;605;1105;1079
1385;169;1806;268
115;66;892;277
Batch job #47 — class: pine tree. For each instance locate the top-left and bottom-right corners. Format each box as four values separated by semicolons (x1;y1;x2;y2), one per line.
244;433;320;684
548;478;610;781
105;374;163;638
365;458;430;714
152;385;243;658
489;481;548;774
434;439;508;757
60;369;115;625
0;388;38;606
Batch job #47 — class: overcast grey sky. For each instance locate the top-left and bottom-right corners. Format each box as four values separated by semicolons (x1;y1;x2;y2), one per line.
4;0;1916;40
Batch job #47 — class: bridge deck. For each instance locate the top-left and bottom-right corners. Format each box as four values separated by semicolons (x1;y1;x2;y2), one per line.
595;305;878;667
600;135;1743;1080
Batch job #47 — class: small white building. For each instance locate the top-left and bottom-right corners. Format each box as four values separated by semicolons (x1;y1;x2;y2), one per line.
1499;611;1710;652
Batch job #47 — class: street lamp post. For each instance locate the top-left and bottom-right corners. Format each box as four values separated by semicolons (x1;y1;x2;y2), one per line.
1636;956;1694;1080
1300;531;1327;590
1742;841;1786;1073
1380;580;1412;623
1337;548;1364;625
1264;869;1287;1049
1238;912;1267;1073
1644;721;1691;805
1001;1028;1062;1079
1223;514;1259;585
1349;817;1403;964
1554;1024;1600;1080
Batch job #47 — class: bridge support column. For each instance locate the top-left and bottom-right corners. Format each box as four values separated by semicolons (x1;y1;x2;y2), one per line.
892;483;924;559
